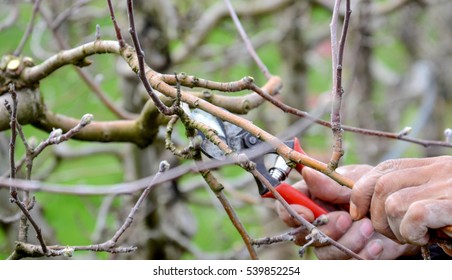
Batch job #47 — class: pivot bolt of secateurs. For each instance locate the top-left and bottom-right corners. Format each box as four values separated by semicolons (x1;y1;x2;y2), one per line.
269;156;292;182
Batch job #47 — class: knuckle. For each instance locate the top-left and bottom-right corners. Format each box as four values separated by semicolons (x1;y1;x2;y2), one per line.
405;201;428;223
384;192;405;218
375;159;398;172
373;175;394;199
400;202;429;244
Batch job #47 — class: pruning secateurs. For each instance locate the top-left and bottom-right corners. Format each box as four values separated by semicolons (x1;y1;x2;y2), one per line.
190;108;328;219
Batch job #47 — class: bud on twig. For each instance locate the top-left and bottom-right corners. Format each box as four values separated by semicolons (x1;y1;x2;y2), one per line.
398;126;412;137
191;135;203;150
62;247;74;257
80;114;94;126
159;160;170;173
444;128;452;143
49;128;63;139
95;24;101;40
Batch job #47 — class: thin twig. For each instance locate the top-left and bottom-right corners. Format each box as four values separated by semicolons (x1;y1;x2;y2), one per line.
6;84;18;195
32;114;93;158
224;0;272;79
5;84;48;254
9;197;48;255
125;0;178;116
328;0;351;170
165;115;194;159
14;0;42;56
328;0;342;169
9;114;92;258
252;231;296;246
106;0;125;48
109;161;170;244
7;242;136;260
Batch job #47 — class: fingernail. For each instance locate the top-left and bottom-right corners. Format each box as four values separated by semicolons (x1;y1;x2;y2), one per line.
367;239;384;259
359;220;374;239
336;214;351;233
349;202;358;220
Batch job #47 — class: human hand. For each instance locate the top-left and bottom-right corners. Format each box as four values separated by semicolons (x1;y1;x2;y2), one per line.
350;156;452;248
277;165;417;259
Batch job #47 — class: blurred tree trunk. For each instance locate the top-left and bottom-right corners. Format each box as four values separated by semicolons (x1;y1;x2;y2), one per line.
278;2;308;114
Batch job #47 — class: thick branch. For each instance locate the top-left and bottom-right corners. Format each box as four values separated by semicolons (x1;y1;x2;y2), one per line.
0;88;42;131
160;74;282;113
20;40;121;84
33;104;163;148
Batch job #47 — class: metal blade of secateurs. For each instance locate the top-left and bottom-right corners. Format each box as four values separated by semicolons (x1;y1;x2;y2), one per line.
190;108;227;159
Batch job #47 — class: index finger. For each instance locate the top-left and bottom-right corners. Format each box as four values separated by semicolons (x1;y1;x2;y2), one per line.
303;165;372;204
350;158;434;220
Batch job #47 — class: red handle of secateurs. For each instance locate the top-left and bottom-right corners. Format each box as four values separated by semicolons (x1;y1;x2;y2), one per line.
262;182;328;219
262;137;328;219
292;137;305;174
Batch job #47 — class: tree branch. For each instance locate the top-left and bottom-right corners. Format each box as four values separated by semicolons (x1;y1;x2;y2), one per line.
224;0;272;79
328;0;351;170
13;0;41;56
20;40;121;85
